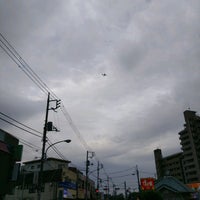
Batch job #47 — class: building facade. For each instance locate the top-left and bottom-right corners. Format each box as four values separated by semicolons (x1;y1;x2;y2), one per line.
5;158;96;200
0;129;23;199
154;110;200;184
154;149;185;182
179;110;200;183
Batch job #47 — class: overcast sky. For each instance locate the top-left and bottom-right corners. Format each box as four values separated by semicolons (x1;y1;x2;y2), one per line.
0;0;200;192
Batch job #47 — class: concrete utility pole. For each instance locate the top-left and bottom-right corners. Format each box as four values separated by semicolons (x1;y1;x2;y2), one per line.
37;92;50;200
37;92;61;200
124;181;127;200
136;165;141;193
96;161;100;200
107;176;110;197
85;151;89;200
76;170;79;199
85;151;95;200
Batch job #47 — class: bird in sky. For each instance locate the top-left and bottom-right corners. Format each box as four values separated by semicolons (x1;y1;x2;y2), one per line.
102;73;107;76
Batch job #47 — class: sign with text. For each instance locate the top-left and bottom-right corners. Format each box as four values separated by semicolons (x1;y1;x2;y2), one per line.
140;178;155;191
59;181;76;190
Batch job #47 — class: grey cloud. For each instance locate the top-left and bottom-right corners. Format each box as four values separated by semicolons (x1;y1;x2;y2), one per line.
0;0;200;190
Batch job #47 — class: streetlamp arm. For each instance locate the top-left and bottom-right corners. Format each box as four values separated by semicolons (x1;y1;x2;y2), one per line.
45;139;71;157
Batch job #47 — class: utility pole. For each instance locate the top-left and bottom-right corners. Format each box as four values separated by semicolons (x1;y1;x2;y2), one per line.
85;151;95;200
107;176;110;198
97;161;100;200
136;165;141;193
113;184;116;197
37;93;61;200
37;92;50;200
124;181;127;200
85;151;89;200
76;169;79;199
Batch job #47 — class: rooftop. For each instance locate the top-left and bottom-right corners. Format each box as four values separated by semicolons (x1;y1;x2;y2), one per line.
155;176;193;193
23;157;71;164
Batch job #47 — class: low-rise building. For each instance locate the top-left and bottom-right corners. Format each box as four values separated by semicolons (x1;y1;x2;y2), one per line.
5;157;96;200
155;176;194;200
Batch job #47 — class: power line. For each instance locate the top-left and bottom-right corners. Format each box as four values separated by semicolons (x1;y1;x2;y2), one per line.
0;111;42;135
0;33;114;184
0;111;73;165
0;116;42;138
60;104;91;151
46;140;68;161
0;40;48;95
0;111;86;174
110;173;132;179
0;33;58;99
19;137;41;150
61;105;113;182
109;166;136;174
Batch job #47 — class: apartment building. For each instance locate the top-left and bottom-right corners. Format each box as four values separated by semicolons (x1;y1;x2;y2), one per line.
179;110;200;183
154;149;185;182
154;110;200;184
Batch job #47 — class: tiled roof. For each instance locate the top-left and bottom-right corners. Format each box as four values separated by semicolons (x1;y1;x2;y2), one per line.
155;176;193;193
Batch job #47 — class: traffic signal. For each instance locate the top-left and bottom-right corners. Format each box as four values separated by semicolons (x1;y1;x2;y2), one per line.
95;188;99;193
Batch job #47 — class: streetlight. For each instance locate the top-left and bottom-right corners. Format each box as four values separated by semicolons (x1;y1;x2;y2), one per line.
38;139;71;199
45;139;71;158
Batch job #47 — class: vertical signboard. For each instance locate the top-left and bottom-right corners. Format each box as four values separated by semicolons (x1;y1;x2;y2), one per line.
140;178;155;191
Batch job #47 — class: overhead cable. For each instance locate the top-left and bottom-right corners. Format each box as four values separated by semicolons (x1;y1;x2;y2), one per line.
0;111;42;135
0;33;58;99
0;116;42;138
0;33;112;183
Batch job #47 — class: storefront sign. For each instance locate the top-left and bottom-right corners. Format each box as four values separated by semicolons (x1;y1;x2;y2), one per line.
140;178;155;190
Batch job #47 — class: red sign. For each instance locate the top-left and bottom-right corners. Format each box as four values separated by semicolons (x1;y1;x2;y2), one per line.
187;183;200;191
140;178;155;190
